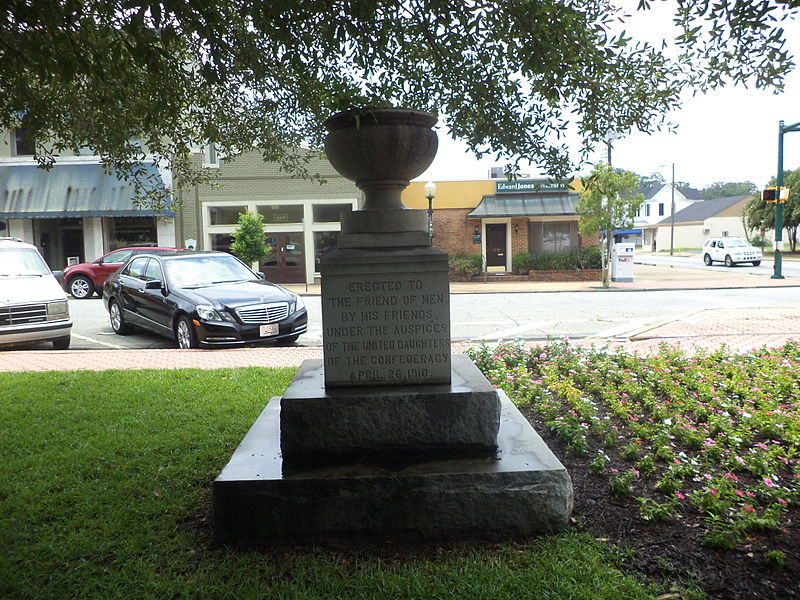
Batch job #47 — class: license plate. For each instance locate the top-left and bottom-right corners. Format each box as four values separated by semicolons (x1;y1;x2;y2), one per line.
259;324;279;337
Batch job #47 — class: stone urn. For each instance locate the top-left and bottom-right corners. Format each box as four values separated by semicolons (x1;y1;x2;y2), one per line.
323;107;438;211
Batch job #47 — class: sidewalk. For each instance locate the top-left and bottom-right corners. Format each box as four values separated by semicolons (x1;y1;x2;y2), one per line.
282;263;799;296
1;264;798;372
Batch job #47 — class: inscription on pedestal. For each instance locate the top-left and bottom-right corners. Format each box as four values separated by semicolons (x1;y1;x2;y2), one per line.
321;250;451;387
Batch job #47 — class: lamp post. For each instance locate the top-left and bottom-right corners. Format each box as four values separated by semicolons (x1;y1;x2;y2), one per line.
773;120;800;279
424;180;436;245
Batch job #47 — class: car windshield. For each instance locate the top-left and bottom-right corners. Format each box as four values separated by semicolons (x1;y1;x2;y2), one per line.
164;254;256;287
0;248;52;277
726;239;749;247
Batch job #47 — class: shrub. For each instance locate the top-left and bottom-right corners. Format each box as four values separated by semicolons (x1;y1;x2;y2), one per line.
529;247;602;271
512;252;534;272
449;253;481;276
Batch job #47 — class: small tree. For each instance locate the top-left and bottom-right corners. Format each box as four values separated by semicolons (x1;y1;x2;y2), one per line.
230;212;268;267
577;163;644;288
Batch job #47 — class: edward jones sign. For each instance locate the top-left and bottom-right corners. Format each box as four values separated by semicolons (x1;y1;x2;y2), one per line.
495;179;571;194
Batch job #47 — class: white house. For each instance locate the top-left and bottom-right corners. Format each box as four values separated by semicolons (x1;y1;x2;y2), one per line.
634;184;702;250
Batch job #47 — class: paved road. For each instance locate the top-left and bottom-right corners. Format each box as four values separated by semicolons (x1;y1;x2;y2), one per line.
637;253;800;278
63;285;800;350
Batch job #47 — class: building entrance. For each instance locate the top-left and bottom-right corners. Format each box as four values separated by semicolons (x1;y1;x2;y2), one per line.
261;233;306;283
485;224;507;269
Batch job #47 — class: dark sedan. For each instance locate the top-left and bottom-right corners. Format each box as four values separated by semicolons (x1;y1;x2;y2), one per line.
102;251;307;349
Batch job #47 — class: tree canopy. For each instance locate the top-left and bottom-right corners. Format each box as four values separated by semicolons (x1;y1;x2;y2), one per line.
700;181;758;200
2;0;798;207
576;162;643;287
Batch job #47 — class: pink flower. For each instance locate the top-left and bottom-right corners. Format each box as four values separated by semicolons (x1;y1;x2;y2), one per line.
724;473;739;482
743;504;757;513
735;456;746;466
675;491;686;500
735;490;744;498
709;488;718;496
703;440;715;447
777;498;788;506
764;478;776;488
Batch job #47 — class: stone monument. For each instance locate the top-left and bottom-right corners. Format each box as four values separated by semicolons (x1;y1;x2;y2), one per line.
213;108;572;545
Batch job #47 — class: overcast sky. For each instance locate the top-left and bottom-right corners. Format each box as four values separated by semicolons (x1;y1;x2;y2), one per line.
416;2;800;191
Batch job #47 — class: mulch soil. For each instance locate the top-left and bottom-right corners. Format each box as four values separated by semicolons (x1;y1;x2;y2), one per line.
521;407;800;600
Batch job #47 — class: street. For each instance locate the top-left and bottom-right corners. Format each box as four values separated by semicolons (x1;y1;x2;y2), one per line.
636;252;800;278
63;284;800;350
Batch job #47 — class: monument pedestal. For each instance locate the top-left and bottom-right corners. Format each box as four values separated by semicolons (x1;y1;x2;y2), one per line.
212;108;572;546
213;357;573;546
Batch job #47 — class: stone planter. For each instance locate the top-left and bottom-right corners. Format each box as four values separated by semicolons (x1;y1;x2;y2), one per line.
323;108;438;211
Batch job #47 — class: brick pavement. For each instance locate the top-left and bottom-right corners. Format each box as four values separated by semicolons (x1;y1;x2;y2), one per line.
1;262;798;372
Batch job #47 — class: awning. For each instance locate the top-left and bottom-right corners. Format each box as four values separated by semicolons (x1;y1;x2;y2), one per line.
467;193;578;218
615;228;642;235
0;162;172;218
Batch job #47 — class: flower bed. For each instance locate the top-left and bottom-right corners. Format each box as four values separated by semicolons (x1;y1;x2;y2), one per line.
467;340;800;550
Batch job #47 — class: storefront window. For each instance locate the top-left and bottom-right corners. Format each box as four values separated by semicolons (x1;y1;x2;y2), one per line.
210;234;233;253
314;231;338;272
529;221;577;255
541;222;573;254
107;217;157;250
258;204;304;224
312;203;352;223
209;205;246;225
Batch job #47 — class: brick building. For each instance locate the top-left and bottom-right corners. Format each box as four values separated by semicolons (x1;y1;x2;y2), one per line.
403;178;590;272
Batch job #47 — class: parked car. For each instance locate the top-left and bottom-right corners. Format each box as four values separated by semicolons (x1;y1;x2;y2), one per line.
702;237;762;267
102;251;307;349
62;246;178;299
0;237;72;349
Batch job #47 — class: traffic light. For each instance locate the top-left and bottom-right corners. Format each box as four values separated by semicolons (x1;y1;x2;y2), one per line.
762;187;790;203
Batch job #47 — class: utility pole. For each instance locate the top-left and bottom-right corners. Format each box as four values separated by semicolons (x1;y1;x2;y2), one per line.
669;163;675;256
773;120;800;279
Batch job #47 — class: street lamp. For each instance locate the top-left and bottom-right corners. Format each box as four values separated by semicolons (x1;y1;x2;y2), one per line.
772;119;800;279
424;180;436;245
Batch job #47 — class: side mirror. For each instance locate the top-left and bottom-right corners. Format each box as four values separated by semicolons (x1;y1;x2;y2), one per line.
145;280;163;290
52;270;64;283
257;272;266;280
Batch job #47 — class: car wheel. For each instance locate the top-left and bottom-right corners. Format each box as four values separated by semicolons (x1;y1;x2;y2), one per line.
68;275;94;299
52;336;70;350
752;260;761;266
724;255;734;267
175;316;198;349
703;253;712;266
277;334;300;346
109;300;132;334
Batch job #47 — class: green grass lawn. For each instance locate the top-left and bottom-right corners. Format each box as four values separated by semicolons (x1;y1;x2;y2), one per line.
0;367;659;600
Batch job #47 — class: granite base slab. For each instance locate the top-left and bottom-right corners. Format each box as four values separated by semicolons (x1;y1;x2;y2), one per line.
213;390;573;546
280;355;500;467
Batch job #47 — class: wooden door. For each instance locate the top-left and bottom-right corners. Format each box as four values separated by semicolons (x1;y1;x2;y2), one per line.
485;224;507;268
261;233;306;283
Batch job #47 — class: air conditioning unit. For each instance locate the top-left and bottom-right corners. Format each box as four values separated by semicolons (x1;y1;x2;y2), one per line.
702;228;710;234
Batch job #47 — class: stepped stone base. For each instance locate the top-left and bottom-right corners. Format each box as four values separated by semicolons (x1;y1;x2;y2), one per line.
213;386;573;546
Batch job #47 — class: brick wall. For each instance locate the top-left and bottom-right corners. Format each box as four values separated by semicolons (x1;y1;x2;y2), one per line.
432;208;480;256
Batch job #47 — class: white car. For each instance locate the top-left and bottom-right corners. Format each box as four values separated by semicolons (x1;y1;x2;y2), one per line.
702;237;762;267
0;237;72;349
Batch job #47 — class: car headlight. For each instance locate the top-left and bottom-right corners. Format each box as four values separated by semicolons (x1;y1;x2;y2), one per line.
47;300;69;319
291;295;305;314
196;304;236;322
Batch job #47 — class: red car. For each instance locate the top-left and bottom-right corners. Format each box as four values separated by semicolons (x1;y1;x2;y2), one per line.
62;247;178;299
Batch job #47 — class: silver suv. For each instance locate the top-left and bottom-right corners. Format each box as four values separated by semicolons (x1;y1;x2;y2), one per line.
702;237;762;267
0;238;72;349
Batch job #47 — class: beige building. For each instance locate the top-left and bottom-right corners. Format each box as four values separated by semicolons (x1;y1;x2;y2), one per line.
645;195;755;251
174;149;362;284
